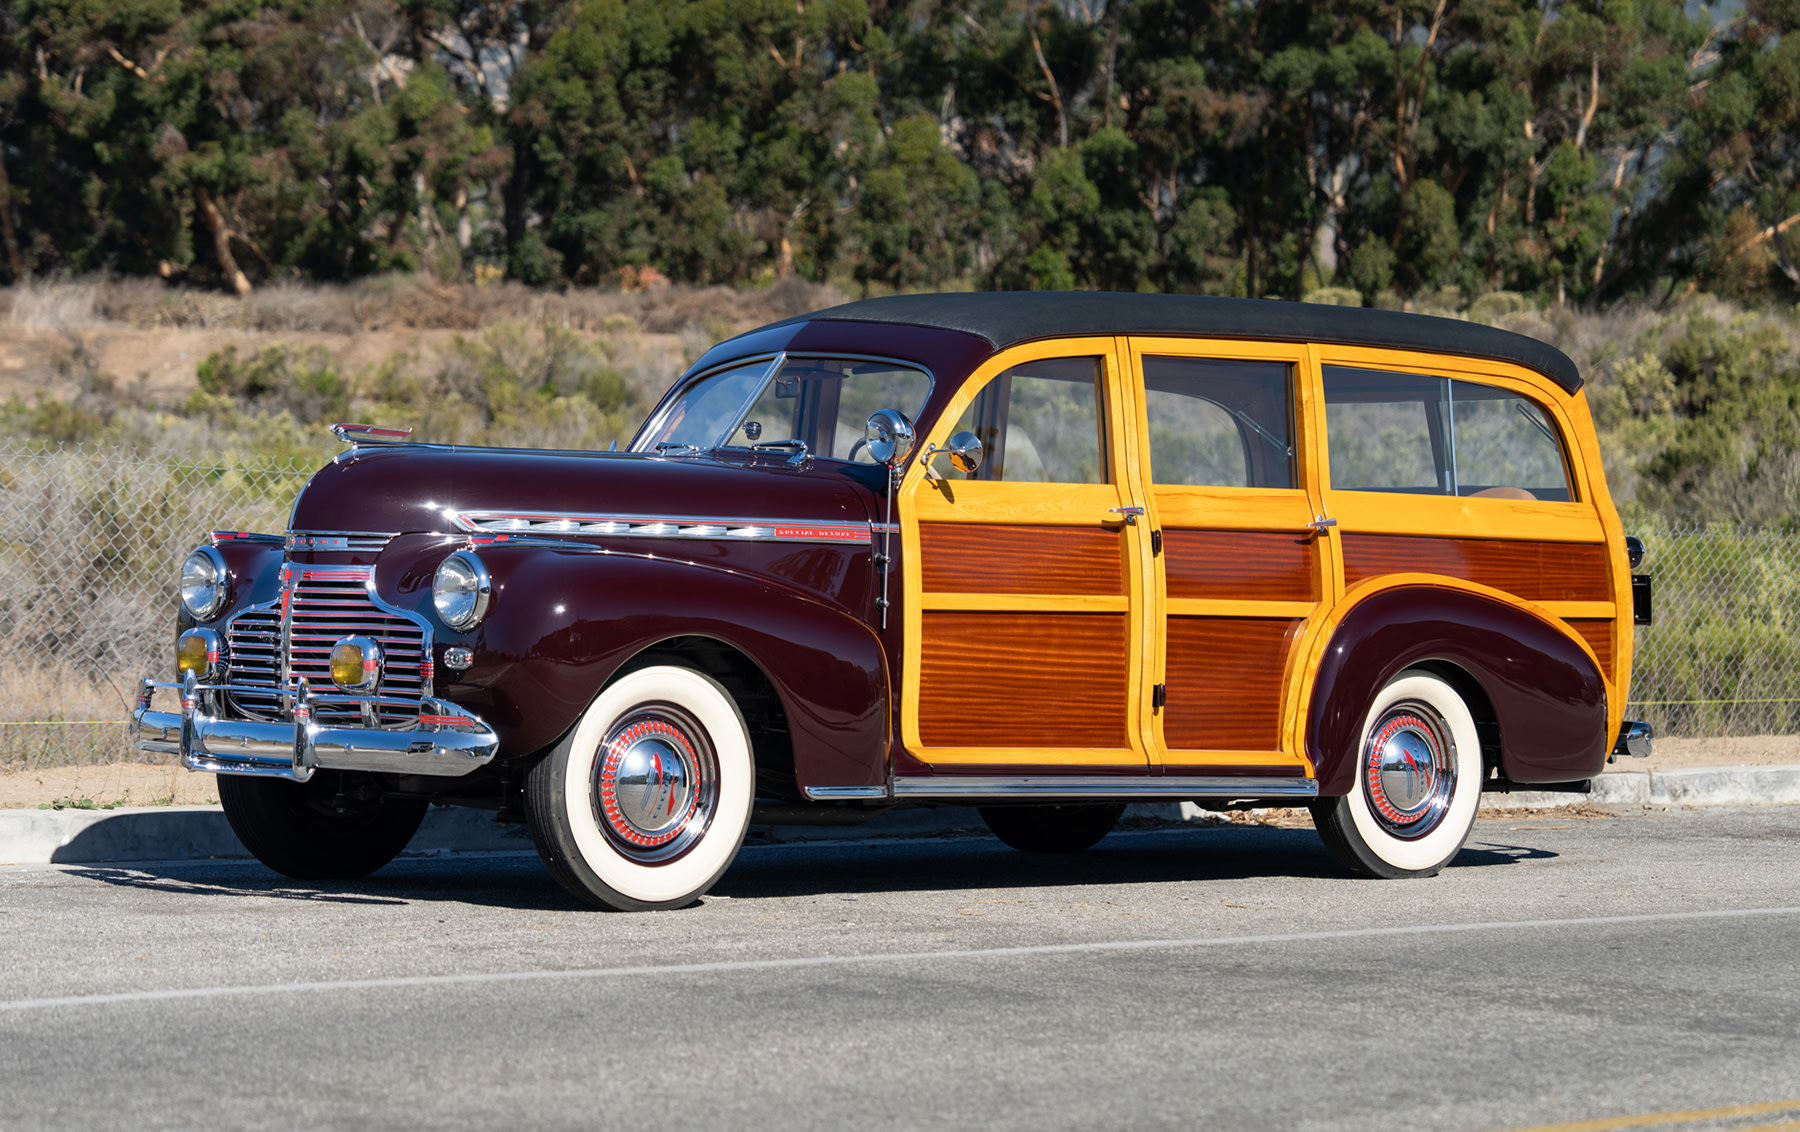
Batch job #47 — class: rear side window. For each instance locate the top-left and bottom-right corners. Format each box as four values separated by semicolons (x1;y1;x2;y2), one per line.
934;357;1106;483
1323;366;1572;501
1141;357;1295;489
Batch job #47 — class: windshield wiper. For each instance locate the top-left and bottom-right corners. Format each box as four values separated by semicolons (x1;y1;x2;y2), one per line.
653;442;707;456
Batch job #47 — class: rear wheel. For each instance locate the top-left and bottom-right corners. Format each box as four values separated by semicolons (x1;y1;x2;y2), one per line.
217;772;427;880
980;803;1126;853
525;666;754;911
1310;670;1483;878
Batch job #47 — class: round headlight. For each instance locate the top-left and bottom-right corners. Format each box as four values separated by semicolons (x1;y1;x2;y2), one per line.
180;547;230;620
433;551;492;630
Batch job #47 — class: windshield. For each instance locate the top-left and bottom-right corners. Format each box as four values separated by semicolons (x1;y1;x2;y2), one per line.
638;356;933;463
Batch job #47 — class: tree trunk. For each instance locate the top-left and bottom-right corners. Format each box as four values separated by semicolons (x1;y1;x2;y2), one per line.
195;185;252;297
0;156;23;283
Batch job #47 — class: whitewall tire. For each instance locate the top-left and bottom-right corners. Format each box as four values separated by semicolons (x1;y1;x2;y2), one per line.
526;665;754;910
1310;670;1483;879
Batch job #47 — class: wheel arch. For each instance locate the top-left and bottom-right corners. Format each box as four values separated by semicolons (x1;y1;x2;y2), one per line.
612;634;798;801
1303;579;1607;794
470;548;890;796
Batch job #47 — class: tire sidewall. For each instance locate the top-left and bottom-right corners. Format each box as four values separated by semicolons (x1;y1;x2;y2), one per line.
1341;671;1482;875
546;666;753;908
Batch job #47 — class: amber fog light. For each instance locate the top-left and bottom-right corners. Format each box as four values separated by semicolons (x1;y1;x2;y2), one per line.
176;628;227;681
330;636;384;692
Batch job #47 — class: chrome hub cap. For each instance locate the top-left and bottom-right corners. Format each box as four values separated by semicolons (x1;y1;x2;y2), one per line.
1362;701;1456;840
592;707;717;863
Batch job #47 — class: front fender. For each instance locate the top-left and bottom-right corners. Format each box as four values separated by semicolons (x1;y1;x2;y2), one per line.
1306;583;1607;793
443;545;889;789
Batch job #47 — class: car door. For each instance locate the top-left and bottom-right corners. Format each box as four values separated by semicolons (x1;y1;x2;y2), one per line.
1123;337;1328;775
897;338;1156;773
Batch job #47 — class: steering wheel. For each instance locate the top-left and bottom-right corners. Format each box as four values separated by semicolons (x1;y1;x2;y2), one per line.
846;437;869;463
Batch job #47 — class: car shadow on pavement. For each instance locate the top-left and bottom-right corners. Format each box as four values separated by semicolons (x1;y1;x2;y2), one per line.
54;824;1560;911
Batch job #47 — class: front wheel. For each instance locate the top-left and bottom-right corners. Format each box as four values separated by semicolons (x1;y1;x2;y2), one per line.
217;772;427;880
1310;670;1483;879
525;666;754;911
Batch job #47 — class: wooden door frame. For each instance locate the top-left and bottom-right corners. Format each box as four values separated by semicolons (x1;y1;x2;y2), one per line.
1119;336;1326;773
897;337;1154;769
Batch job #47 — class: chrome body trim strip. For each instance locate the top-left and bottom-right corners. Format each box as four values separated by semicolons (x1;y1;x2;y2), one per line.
288;530;399;553
801;785;892;801
888;776;1319;801
210;531;285;546
446;509;877;544
134;677;497;782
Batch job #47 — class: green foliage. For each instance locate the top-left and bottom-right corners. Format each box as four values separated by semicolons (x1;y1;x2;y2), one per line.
2;0;1792;305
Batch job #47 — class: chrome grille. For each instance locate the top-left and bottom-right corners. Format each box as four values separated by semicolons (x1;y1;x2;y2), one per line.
224;563;429;727
225;607;284;720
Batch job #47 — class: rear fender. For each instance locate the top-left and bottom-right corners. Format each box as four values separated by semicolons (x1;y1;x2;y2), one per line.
1304;579;1606;793
444;545;890;790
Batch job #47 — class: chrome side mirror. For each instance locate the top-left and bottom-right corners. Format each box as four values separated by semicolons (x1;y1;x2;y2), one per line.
864;409;915;466
940;430;983;474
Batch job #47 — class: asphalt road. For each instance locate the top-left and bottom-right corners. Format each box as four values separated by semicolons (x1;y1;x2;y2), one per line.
2;808;1799;1132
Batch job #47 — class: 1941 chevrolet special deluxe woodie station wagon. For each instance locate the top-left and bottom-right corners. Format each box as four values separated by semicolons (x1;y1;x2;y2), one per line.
134;292;1655;910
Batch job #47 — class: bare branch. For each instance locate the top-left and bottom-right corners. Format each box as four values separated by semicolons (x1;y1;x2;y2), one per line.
104;45;149;81
1026;3;1067;148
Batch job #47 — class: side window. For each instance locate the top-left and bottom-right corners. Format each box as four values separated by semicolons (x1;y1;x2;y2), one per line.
1323;366;1574;500
733;357;932;460
1449;381;1572;501
1142;357;1294;488
1323;367;1450;493
934;357;1106;483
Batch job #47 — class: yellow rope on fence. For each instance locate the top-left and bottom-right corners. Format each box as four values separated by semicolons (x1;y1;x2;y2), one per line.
1627;698;1800;706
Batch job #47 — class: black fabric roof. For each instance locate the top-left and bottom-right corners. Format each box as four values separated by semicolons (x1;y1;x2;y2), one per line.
796;292;1581;392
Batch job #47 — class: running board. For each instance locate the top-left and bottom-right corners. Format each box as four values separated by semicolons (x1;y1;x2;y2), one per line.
885;776;1318;802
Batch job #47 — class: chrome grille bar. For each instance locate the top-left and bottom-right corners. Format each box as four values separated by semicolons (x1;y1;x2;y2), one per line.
223;550;433;728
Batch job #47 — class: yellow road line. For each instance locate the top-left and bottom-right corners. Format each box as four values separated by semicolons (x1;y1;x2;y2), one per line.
1484;1099;1800;1132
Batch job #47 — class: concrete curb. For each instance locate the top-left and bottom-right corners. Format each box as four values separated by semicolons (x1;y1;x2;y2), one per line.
4;765;1798;866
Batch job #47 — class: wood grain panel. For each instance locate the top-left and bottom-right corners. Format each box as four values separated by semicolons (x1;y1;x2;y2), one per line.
919;611;1130;748
920;523;1124;595
1163;529;1316;601
1162;617;1301;751
1568;619;1613;677
1341;534;1610;602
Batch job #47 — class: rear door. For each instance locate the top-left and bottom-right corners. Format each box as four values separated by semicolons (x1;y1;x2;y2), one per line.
1123;337;1327;775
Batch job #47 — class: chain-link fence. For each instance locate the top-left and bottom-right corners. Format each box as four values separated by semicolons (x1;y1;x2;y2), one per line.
2;440;1797;768
1627;522;1800;739
0;440;313;769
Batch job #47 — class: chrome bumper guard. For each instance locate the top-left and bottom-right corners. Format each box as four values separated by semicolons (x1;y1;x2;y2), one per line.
132;672;500;782
1612;719;1653;761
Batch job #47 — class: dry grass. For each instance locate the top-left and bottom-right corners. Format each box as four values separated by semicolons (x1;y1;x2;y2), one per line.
4;273;848;337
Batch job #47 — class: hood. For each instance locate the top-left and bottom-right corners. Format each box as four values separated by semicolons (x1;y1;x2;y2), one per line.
289;446;883;536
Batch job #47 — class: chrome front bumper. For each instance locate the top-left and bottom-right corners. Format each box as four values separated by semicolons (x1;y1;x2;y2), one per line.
133;672;500;782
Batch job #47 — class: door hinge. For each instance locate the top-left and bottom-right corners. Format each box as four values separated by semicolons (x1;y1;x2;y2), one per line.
1150;529;1163;556
1152;683;1167;710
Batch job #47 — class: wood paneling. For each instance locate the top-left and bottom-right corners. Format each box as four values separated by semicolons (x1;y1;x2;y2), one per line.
919;611;1130;749
1163;529;1316;601
920;523;1124;595
1341;534;1610;602
1162;617;1301;751
1568;619;1614;677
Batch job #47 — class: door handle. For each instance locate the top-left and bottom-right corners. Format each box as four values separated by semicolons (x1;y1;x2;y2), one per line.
1106;506;1146;526
1307;515;1338;533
